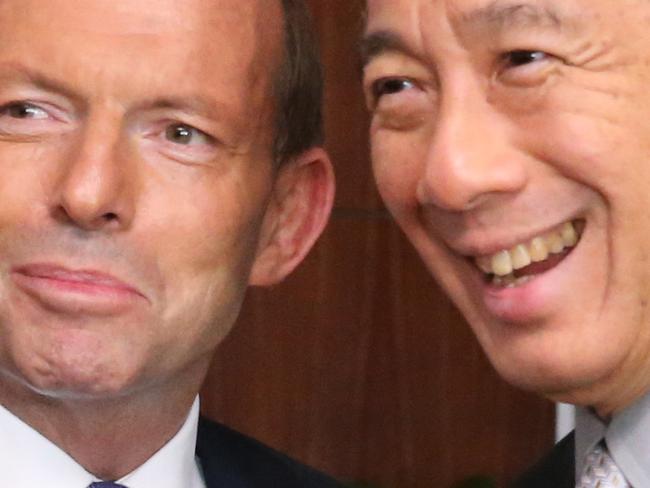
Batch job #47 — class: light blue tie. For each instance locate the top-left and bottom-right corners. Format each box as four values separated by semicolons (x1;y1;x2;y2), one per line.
87;482;128;488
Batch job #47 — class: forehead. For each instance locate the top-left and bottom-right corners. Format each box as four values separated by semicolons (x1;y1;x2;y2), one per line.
0;0;282;53
363;0;644;69
0;0;284;126
365;0;614;37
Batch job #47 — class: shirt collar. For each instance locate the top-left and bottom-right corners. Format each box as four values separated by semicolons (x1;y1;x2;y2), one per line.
117;396;204;488
0;396;204;488
575;405;607;481
575;391;650;487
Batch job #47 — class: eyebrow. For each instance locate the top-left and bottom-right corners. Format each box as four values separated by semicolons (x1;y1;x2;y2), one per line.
360;2;569;69
135;96;233;122
360;30;417;70
0;62;233;122
0;62;82;103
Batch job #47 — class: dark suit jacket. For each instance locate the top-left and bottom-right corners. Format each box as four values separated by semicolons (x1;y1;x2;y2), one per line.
196;417;345;487
512;432;575;488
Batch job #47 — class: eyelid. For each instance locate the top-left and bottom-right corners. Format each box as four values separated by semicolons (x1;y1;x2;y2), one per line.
365;77;420;110
504;50;549;66
363;54;428;99
373;77;415;97
5;102;48;118
167;122;217;145
0;100;70;122
140;118;210;141
143;121;222;166
495;49;559;86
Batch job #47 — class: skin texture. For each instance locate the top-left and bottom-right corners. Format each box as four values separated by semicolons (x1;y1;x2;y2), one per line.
363;0;650;416
0;0;334;478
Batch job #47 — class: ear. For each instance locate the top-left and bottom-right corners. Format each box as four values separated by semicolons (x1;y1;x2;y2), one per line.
248;147;335;286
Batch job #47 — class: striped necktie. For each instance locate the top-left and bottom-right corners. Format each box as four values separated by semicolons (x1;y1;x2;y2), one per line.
578;442;631;487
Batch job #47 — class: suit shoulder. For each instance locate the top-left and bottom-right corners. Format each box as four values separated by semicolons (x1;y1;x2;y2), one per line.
196;416;345;488
511;432;575;488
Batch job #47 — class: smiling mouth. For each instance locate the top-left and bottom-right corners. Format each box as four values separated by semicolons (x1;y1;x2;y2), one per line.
473;220;584;288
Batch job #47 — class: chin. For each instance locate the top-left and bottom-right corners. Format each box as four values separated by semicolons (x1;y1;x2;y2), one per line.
486;341;623;407
7;351;143;401
0;320;151;399
495;363;580;398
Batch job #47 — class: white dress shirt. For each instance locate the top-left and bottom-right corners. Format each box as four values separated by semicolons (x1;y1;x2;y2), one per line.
0;396;206;488
576;391;650;487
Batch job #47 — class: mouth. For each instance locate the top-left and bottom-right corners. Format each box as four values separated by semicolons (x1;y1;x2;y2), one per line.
11;263;147;315
13;264;142;294
473;220;585;288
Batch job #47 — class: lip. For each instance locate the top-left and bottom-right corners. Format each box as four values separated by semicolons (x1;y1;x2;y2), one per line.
450;218;582;258
467;220;588;323
11;263;147;316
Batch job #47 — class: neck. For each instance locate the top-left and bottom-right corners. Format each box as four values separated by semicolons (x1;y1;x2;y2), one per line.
563;372;650;421
0;367;206;480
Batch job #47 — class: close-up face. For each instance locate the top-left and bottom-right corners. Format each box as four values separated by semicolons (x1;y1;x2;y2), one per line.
0;0;286;399
364;0;650;412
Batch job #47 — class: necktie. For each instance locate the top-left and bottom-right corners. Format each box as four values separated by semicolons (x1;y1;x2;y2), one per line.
578;442;631;487
87;483;128;488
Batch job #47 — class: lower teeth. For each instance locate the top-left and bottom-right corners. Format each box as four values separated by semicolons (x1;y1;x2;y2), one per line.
492;274;533;288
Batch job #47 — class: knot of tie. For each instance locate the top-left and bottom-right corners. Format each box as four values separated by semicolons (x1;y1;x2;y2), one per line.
578;442;631;488
87;482;129;488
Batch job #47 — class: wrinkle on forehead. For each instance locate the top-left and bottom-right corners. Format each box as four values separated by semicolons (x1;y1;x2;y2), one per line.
457;1;563;29
364;0;594;69
444;0;588;42
367;0;581;34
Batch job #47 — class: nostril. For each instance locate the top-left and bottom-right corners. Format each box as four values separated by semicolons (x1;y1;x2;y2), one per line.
103;212;118;221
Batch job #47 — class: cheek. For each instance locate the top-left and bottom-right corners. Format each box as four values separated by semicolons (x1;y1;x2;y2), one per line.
371;132;425;213
145;163;268;270
0;145;55;209
140;176;267;339
531;96;650;267
153;194;262;278
520;77;650;194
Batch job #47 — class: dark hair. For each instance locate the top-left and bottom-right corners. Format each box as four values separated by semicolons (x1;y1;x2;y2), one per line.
273;0;325;165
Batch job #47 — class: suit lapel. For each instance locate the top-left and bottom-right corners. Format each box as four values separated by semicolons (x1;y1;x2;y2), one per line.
512;432;575;488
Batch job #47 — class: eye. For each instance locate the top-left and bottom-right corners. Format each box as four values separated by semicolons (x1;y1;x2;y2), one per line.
503;50;549;68
0;102;49;120
371;78;415;101
164;123;213;146
497;50;558;87
0;101;66;137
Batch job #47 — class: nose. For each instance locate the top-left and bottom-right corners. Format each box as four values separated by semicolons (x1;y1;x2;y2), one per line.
417;88;528;212
52;116;137;231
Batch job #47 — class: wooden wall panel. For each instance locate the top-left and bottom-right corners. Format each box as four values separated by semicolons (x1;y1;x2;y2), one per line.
201;2;555;487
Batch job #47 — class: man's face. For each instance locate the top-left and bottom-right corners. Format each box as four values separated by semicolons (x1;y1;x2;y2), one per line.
0;0;285;398
364;0;650;411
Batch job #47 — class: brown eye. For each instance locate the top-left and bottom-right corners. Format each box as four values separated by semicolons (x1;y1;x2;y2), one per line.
2;102;48;119
506;50;548;67
372;78;415;100
164;123;213;146
165;124;194;144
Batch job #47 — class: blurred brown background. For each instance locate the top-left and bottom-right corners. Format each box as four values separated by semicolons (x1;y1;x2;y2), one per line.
201;2;555;487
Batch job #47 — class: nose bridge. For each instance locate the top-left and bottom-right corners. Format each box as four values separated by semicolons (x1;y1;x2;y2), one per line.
418;76;527;211
55;111;135;230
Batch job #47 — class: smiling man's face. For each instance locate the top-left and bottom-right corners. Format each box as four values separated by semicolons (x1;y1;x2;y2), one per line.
364;0;650;414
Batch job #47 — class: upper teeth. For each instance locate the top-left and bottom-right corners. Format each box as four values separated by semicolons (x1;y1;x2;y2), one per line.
475;222;579;277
